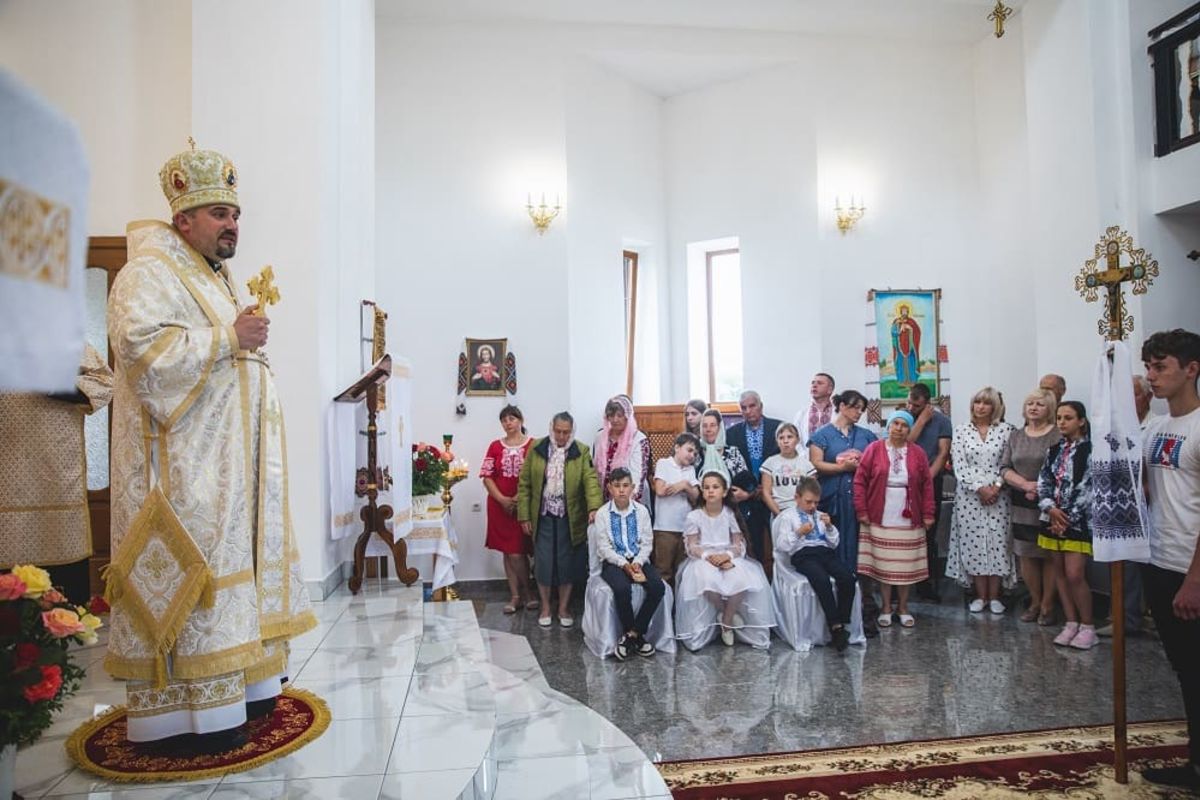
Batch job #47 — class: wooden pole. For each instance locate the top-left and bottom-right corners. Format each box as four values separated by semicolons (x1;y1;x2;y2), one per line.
1112;560;1127;783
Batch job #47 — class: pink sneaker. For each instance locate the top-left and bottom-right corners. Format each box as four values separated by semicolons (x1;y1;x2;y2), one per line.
1069;626;1099;650
1053;622;1080;646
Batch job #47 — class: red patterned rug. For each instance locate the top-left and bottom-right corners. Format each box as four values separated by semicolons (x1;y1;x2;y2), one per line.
64;687;330;782
659;720;1193;798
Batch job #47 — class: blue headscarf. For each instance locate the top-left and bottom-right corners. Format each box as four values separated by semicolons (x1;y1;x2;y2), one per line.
885;409;915;430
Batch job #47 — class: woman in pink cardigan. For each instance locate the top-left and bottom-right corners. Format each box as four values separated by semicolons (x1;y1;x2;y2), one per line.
853;409;936;628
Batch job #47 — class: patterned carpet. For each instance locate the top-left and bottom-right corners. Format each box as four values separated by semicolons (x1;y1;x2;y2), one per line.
64;687;329;782
659;720;1194;799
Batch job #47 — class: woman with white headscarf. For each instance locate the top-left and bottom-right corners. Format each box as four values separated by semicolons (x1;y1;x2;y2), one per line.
517;412;603;628
697;409;754;499
593;394;651;503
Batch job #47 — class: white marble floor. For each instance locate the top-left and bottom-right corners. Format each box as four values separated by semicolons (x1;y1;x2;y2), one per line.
13;583;669;800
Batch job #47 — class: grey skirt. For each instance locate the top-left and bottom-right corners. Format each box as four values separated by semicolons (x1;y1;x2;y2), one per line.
533;513;587;586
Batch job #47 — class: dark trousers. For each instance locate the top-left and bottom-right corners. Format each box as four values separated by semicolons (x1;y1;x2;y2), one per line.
46;558;91;606
1144;563;1200;765
600;561;666;637
791;548;856;628
741;499;770;561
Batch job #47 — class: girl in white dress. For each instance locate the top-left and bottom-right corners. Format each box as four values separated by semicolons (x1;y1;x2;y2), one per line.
677;471;773;647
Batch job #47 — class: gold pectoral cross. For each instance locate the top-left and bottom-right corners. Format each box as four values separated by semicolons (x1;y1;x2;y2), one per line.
247;265;280;316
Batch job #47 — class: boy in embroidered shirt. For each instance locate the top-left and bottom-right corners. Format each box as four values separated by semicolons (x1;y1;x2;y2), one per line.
773;476;855;652
593;468;665;660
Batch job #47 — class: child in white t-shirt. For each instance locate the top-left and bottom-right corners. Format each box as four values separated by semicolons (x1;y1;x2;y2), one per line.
653;433;702;584
761;423;815;518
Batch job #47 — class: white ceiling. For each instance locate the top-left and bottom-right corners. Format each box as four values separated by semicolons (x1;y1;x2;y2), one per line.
378;0;1027;97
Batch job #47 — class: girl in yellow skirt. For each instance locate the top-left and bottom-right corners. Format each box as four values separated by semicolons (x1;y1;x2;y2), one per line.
1037;401;1096;650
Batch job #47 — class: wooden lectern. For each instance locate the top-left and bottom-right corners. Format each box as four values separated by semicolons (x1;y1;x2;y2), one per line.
334;355;420;593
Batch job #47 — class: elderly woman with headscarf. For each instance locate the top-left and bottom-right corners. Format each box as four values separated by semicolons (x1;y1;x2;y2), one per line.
594;394;652;503
853;409;935;628
697;409;754;503
517;411;603;628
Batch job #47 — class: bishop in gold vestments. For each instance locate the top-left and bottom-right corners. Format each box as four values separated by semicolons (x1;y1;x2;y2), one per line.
104;145;316;742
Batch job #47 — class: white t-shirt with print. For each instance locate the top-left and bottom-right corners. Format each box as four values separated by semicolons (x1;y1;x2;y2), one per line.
760;452;815;514
1144;406;1200;575
654;457;699;532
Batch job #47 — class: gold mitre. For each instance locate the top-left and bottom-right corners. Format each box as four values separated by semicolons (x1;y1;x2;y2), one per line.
159;138;239;215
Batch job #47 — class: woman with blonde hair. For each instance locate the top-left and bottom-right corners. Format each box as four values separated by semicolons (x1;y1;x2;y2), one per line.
946;387;1017;614
1000;388;1061;624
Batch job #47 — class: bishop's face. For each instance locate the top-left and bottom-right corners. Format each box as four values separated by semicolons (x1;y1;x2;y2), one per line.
176;204;240;262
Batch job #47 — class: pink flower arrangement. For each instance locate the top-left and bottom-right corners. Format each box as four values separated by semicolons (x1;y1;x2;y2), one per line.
1;565;92;747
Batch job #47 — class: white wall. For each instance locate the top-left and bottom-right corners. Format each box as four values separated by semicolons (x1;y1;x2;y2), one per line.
193;0;376;587
663;37;1035;423
0;0;191;234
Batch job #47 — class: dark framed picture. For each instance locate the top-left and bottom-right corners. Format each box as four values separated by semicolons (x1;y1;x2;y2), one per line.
1150;13;1200;156
465;338;506;396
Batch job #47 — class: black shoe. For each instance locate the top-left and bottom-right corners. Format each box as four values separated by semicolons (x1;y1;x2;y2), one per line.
614;634;630;661
832;627;850;652
636;638;656;657
246;696;278;720
142;726;247;757
1141;764;1200;791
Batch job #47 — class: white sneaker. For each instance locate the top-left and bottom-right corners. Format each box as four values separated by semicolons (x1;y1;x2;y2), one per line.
969;599;985;613
989;600;1006;615
720;627;735;646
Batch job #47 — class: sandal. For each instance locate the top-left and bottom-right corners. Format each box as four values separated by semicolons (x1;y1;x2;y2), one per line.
1020;607;1039;623
877;613;894;628
1038;610;1056;627
524;600;540;611
898;613;915;628
502;602;519;615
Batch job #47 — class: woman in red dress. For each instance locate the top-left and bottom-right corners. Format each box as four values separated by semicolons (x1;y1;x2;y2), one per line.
481;404;538;613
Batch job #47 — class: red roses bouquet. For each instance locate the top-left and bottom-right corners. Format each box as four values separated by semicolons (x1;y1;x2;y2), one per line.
0;565;100;747
411;442;452;496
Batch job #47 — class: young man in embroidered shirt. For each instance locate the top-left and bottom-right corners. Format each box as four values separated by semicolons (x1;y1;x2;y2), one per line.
593;468;665;660
1140;328;1200;792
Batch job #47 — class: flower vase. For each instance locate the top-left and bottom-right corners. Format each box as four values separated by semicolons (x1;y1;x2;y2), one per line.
412;493;440;519
0;743;15;800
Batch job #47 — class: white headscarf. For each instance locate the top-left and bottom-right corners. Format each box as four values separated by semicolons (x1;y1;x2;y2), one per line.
544;417;575;501
699;412;731;482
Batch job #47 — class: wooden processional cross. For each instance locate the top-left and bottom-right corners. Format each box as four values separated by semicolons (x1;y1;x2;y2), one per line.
1073;225;1159;785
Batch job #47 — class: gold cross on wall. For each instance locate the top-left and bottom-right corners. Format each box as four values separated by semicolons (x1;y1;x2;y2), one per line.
247;265;280;316
1074;226;1159;341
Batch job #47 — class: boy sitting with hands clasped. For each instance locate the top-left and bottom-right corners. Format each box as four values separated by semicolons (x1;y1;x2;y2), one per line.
592;467;666;660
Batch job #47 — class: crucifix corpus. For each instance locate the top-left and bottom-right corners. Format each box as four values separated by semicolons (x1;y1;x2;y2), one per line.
1074;225;1159;785
247;265;281;315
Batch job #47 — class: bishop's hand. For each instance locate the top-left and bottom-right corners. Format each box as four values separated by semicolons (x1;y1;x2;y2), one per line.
234;305;270;350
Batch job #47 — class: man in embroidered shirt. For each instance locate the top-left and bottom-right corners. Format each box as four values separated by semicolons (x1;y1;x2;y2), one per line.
592;468;664;660
794;373;836;440
104;144;316;753
1139;329;1200;792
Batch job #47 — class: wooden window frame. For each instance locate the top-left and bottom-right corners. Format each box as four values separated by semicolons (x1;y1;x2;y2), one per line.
623;250;639;397
704;248;739;404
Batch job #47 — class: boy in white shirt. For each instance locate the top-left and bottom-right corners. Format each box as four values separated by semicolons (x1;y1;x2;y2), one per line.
653;433;702;584
773;476;855;652
593;468;666;660
1140;328;1200;792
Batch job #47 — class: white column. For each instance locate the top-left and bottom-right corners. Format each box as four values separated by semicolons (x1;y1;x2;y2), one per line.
191;0;375;592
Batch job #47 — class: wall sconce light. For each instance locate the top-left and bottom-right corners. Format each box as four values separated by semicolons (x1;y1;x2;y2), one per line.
526;193;561;236
835;196;866;235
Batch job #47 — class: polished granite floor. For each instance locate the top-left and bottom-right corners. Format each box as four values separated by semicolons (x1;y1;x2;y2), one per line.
462;582;1186;763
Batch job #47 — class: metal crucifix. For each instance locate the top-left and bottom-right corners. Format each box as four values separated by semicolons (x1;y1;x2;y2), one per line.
1073;225;1158;785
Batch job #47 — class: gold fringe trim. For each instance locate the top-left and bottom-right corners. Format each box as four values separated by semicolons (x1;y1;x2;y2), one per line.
64;687;331;784
102;486;214;689
170;639;264;681
244;648;288;685
103;652;157;682
259;609;318;643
